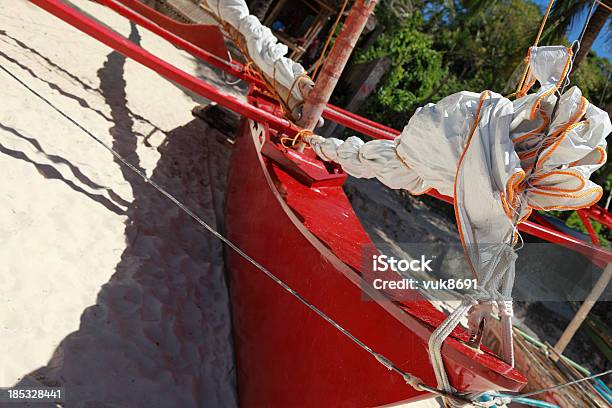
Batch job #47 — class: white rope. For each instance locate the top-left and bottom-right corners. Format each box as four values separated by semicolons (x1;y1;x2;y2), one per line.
428;240;518;407
479;395;512;408
498;302;515;367
428;298;476;405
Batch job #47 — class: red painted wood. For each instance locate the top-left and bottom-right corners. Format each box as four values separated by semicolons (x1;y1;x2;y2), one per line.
28;0;296;134
581;205;612;229
225;115;526;407
94;0;269;88
95;0;403;144
324;104;401;137
96;0;403;142
107;0;229;60
300;0;378;130
26;6;607;404
52;0;410;146
321;106;397;140
34;1;612;257
578;209;601;246
427;191;612;266
522;216;611;267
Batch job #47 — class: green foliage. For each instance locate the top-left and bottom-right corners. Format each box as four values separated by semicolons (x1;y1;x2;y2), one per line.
356;16;446;127
440;0;541;91
357;0;543;126
565;211;611;248
573;55;612;103
351;0;612;243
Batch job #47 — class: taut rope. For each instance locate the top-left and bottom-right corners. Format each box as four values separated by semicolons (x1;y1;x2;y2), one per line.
0;59;477;407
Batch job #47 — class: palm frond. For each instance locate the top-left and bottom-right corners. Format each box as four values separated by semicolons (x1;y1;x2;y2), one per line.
543;0;592;43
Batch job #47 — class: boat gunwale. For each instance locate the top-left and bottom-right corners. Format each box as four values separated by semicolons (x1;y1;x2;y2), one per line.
238;113;527;392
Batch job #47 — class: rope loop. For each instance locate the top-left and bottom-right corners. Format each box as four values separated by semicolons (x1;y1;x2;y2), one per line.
280;129;313;148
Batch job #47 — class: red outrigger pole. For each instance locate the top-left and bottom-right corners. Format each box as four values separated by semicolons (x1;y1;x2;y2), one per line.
28;0;612;266
25;0;611;406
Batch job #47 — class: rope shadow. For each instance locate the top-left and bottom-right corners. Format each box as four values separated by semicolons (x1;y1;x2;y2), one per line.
0;124;126;216
0;29;162;139
10;22;236;408
0;122;131;209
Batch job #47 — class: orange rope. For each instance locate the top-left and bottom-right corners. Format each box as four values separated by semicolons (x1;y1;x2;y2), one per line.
280;129;314;148
453;91;490;279
512;0;556;97
311;0;350;80
596;0;612;13
285;73;311;112
534;0;555;46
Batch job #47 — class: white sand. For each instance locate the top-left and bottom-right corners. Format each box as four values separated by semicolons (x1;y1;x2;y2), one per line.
0;0;240;406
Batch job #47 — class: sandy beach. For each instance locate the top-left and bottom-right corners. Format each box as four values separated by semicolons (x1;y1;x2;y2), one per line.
0;1;240;406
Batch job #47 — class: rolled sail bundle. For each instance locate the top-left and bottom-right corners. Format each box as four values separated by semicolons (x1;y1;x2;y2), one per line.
308;45;610;393
310;47;609;217
204;0;313;118
309;45;609;278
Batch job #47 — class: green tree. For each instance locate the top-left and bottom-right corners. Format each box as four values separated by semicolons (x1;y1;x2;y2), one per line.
356;15;447;128
357;0;542;126
573;54;611;104
356;0;611;243
429;0;541;93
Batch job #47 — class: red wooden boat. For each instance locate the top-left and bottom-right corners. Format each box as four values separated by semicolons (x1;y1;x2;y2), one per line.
224;94;527;406
25;0;612;406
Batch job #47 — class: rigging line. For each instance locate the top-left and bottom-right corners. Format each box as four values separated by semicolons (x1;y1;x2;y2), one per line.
535;0;596;163
567;0;599;81
514;369;612;399
596;0;612;13
311;0;350;80
531;0;598;170
533;0;555;46
514;0;555;96
598;69;610;107
0;60;479;406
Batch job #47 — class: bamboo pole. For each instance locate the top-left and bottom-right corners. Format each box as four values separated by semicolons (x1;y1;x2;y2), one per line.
551;263;612;361
298;0;378;131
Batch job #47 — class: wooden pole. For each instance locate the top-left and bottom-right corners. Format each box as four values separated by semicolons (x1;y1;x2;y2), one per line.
298;0;378;131
551;263;612;361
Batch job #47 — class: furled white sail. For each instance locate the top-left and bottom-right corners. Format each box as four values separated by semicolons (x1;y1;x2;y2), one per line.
204;0;313;115
309;46;609;275
308;46;610;395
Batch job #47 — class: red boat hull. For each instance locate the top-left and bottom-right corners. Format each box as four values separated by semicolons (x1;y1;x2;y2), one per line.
225;115;526;407
16;1;612;405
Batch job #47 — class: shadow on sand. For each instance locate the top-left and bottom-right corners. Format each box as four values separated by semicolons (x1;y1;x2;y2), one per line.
9;23;236;408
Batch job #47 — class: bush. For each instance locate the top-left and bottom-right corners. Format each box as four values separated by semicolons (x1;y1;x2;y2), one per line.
356;16;446;128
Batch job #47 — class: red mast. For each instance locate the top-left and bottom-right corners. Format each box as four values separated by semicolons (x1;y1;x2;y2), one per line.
299;0;378;130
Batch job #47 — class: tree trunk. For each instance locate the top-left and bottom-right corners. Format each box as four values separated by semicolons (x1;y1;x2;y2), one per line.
250;0;274;21
572;4;610;72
